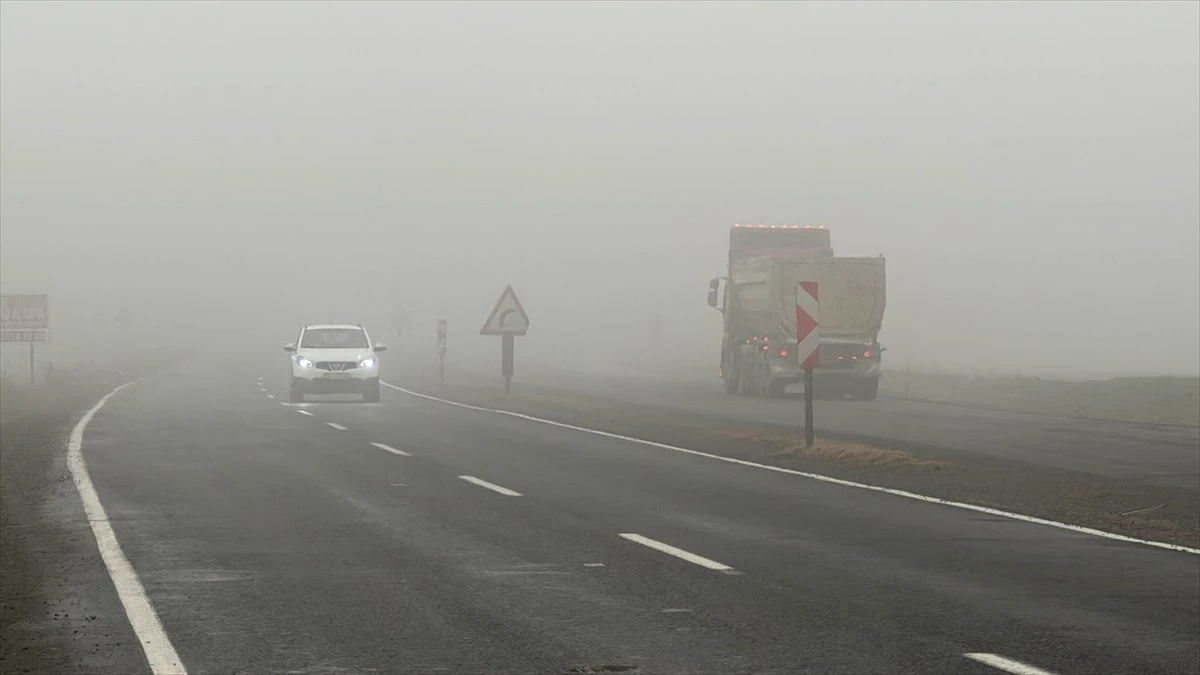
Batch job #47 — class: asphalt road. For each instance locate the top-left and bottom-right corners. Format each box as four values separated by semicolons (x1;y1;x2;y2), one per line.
69;357;1198;673
471;363;1200;491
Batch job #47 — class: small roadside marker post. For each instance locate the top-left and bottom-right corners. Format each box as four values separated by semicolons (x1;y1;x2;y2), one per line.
796;281;820;448
480;285;530;394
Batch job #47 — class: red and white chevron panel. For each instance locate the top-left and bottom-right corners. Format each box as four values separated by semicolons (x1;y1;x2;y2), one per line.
795;281;820;370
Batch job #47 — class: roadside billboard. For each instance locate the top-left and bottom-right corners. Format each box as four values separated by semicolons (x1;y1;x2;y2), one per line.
1;294;49;342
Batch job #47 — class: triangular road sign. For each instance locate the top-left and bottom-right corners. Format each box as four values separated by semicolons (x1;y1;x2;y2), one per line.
480;285;530;336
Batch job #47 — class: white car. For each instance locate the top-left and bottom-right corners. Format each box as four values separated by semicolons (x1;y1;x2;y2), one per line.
284;324;386;402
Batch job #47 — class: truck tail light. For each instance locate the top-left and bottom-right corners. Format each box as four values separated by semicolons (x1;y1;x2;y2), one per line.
863;350;873;358
779;349;789;358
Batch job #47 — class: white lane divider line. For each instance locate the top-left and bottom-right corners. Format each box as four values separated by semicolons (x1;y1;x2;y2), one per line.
297;410;314;416
964;653;1058;675
68;381;188;675
370;442;411;457
458;475;522;497
382;381;1200;556
327;422;348;431
266;394;275;400
619;533;736;573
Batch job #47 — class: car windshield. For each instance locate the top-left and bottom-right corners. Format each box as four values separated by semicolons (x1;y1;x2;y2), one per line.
300;328;368;349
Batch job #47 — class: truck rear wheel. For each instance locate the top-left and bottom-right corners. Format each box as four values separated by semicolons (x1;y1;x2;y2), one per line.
860;378;879;401
738;360;753;396
767;379;787;398
722;359;739;395
756;362;771;397
723;370;739;395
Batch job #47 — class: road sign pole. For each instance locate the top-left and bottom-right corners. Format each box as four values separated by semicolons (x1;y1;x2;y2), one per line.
795;281;820;449
502;334;514;393
804;367;814;448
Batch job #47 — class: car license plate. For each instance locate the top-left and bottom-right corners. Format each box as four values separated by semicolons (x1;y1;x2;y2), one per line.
324;372;352;379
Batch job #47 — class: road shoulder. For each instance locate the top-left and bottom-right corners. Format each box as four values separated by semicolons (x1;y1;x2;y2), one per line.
0;382;147;675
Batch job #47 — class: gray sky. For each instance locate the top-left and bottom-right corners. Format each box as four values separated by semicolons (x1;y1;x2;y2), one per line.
2;1;1197;376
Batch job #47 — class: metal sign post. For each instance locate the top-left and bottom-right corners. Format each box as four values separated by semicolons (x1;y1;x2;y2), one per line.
796;282;820;448
437;319;447;388
501;335;514;393
480;285;530;394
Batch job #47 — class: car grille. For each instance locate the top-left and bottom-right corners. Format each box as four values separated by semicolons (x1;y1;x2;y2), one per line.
316;361;358;371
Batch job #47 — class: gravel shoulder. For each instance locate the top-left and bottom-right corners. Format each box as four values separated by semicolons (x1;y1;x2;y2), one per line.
396;367;1199;550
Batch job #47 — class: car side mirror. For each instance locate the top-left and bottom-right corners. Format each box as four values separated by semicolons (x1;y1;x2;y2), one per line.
707;277;721;310
374;343;388;352
283;343;296;352
707;289;719;308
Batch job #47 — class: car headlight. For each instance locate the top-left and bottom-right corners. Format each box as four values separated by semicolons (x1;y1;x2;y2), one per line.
296;356;314;368
359;355;377;369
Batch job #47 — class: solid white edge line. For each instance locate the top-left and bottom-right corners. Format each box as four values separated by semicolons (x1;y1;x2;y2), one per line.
458;475;522;496
619;533;735;572
964;653;1058;675
370;442;411;457
327;422;348;431
381;381;1200;556
297;410;314;416
67;381;187;675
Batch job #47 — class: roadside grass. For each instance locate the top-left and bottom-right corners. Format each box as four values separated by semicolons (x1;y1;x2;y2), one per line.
881;371;1200;426
713;429;947;470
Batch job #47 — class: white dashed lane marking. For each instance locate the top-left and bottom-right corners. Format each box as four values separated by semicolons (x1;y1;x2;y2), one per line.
619;533;736;573
458;475;522;497
370;442;411;457
297;410;314;416
327;422;348;431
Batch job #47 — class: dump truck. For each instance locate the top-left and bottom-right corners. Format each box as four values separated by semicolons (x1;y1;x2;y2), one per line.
707;225;886;400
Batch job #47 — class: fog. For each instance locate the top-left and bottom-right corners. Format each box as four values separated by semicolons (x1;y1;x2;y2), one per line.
2;1;1198;380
